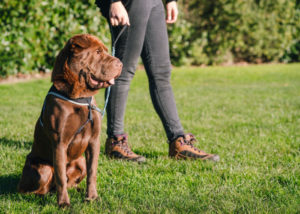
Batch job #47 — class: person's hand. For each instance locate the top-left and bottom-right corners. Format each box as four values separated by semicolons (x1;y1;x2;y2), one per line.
166;1;178;24
109;1;130;26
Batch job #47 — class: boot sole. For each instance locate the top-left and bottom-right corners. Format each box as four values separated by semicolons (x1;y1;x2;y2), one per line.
171;153;220;162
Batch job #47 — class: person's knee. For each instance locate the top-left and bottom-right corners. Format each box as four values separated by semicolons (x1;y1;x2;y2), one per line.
149;67;171;86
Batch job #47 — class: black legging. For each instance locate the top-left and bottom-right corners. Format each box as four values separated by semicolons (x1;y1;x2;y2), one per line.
106;0;184;141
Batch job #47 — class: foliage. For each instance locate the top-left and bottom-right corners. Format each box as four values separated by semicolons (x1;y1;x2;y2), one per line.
0;0;110;77
0;0;299;76
281;41;300;62
1;64;300;213
168;0;300;65
281;1;300;62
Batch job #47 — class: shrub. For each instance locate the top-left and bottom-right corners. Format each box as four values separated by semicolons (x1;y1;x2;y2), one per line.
0;0;109;77
168;0;300;66
1;0;299;76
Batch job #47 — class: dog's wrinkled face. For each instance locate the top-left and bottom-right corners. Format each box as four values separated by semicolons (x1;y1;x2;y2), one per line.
51;34;122;98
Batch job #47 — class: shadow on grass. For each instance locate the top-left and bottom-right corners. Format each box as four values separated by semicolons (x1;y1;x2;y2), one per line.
0;173;19;195
0;137;32;150
100;146;166;159
133;149;166;158
0;174;56;207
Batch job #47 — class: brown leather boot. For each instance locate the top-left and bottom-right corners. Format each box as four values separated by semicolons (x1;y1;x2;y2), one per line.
105;134;146;163
169;134;220;161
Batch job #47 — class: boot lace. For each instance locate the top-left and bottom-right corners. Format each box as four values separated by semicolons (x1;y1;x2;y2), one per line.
182;134;203;153
114;134;134;155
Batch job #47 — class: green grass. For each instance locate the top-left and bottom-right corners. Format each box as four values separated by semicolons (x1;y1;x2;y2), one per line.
0;64;299;213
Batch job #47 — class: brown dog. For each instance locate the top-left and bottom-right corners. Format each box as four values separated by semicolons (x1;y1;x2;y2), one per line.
18;34;122;207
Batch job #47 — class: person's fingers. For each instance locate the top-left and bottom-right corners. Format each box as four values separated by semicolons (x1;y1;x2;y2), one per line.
111;16;129;26
123;15;130;25
111;15;130;26
110;18;115;26
119;14;130;26
118;16;123;25
166;15;175;23
110;17;119;26
111;18;116;26
121;16;126;25
122;16;128;25
109;1;129;26
167;10;177;23
166;7;172;22
169;10;177;23
166;1;178;24
172;7;178;22
124;15;130;26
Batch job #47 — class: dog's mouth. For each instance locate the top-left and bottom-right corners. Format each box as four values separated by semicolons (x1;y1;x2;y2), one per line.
89;73;115;88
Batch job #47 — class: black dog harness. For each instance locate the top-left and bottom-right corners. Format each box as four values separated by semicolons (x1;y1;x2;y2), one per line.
39;85;102;135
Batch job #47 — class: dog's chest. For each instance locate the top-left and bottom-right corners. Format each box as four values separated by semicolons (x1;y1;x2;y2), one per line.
67;110;101;159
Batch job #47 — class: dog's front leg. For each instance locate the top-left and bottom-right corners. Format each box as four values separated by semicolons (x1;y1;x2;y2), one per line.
85;138;100;201
53;144;70;207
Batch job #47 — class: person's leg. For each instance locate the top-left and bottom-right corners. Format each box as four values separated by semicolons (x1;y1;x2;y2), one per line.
104;0;155;162
106;0;153;137
140;0;184;142
140;0;219;161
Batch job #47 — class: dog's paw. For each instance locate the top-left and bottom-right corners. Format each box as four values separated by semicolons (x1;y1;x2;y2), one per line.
59;201;71;208
85;189;98;202
58;191;70;208
85;195;100;203
85;193;98;201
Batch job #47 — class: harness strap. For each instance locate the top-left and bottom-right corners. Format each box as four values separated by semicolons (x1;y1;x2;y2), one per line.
48;92;90;106
39;87;102;136
75;97;93;135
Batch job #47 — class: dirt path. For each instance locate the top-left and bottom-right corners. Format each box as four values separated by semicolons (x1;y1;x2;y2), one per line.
0;72;51;85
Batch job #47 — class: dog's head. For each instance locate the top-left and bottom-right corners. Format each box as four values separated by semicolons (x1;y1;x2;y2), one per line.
51;34;122;98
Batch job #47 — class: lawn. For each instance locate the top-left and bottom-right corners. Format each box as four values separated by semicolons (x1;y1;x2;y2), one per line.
0;64;299;213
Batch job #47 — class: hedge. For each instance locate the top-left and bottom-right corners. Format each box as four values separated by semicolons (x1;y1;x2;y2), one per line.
168;0;300;66
0;0;109;77
1;0;299;76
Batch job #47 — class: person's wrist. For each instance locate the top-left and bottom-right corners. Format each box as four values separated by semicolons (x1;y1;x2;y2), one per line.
166;0;177;3
111;0;121;3
110;1;122;9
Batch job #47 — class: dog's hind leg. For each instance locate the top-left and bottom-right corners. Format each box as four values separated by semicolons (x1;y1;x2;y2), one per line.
66;156;86;189
18;156;54;195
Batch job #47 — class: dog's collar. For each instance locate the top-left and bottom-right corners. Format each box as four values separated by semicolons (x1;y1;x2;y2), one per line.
47;85;102;113
48;85;91;106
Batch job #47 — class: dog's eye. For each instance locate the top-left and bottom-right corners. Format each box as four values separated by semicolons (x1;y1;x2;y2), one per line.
96;50;101;54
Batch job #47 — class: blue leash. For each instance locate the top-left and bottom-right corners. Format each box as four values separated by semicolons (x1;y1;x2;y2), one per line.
101;25;127;118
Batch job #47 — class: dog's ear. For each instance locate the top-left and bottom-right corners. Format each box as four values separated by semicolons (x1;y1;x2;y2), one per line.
69;34;108;53
51;47;67;83
101;43;108;52
68;35;90;54
51;35;85;83
51;44;79;93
